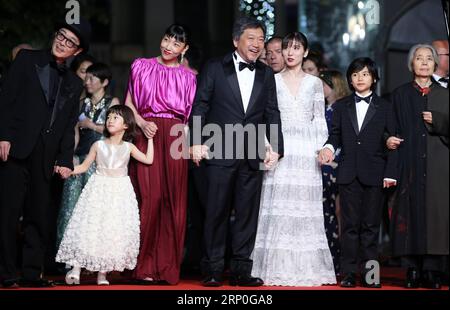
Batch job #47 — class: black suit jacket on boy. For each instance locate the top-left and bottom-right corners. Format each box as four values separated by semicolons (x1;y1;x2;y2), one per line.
325;93;397;187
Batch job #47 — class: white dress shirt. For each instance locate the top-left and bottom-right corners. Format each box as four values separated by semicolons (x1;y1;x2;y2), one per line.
355;91;372;131
233;52;255;113
433;73;449;88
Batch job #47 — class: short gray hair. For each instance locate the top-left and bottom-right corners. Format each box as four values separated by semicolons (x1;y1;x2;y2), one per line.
407;44;439;72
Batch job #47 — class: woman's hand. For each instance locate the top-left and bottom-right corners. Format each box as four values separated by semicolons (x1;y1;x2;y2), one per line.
141;121;158;139
79;118;96;130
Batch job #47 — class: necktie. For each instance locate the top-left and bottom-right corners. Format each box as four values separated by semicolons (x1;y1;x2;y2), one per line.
239;61;256;72
355;94;372;104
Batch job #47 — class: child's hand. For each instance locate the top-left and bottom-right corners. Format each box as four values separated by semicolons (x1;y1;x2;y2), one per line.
55;166;73;179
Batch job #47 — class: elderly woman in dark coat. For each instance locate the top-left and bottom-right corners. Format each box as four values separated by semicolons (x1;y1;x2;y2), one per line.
387;44;449;289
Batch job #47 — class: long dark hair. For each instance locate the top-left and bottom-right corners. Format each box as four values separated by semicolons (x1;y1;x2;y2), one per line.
103;105;137;142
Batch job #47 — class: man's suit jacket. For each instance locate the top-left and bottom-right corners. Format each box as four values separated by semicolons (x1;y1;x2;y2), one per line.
325;93;397;186
189;52;284;170
0;49;83;178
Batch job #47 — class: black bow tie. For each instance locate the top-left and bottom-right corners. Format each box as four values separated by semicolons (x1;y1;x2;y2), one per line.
355;94;372;104
239;61;256;72
439;77;449;84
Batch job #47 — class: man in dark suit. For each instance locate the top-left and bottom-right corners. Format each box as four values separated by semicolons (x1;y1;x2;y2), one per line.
319;58;397;288
0;19;91;288
189;17;284;287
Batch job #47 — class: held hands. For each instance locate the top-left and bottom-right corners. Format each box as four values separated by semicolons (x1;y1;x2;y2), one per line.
422;111;433;124
54;166;73;179
0;141;11;162
142;121;158;139
264;145;280;170
318;148;334;166
189;145;209;167
386;137;404;150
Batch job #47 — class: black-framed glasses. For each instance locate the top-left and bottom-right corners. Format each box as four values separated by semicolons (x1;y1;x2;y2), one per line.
55;31;79;49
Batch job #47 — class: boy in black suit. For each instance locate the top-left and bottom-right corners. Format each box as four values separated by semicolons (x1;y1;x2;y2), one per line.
318;58;397;288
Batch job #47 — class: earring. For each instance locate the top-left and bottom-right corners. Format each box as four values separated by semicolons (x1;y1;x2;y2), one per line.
180;53;185;64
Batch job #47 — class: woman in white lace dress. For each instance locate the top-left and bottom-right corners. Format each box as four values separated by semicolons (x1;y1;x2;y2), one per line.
56;105;154;285
251;32;336;287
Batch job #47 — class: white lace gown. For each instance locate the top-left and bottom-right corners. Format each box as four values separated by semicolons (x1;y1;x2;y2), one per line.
251;74;336;286
56;140;140;272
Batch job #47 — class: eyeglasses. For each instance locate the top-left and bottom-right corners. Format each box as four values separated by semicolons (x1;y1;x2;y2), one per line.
55;31;79;49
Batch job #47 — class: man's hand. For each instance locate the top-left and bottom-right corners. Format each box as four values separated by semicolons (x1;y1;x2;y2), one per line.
190;145;209;167
318;148;334;165
386;136;404;150
422;111;433;125
142;121;158;139
383;179;397;188
54;166;73;179
0;141;11;162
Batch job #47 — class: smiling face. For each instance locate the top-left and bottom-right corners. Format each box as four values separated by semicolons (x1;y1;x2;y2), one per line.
282;39;308;69
350;66;374;94
52;28;82;60
234;27;265;63
412;47;436;78
160;35;188;63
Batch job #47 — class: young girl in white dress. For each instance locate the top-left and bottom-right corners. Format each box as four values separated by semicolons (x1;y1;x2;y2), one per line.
251;32;336;287
56;105;154;285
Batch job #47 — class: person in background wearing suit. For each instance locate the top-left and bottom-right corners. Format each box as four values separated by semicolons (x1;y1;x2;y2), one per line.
431;40;449;89
0;19;90;288
318;57;397;288
190;16;284;287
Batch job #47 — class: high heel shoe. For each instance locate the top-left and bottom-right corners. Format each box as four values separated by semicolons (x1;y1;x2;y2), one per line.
65;266;81;285
97;272;109;286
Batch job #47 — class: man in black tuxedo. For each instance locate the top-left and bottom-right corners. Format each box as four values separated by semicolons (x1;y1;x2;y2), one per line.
189;17;284;287
319;58;397;288
0;19;91;288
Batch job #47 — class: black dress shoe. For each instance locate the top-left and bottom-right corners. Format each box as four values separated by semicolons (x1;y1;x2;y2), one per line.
340;273;356;288
404;268;420;289
202;275;223;287
19;278;56;288
1;279;20;289
360;277;382;288
229;275;264;287
422;271;442;290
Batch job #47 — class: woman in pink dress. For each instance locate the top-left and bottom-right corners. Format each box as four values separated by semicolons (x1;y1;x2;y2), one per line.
125;24;197;284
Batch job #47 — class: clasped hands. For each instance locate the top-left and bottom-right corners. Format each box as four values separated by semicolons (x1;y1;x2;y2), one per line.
54;166;72;179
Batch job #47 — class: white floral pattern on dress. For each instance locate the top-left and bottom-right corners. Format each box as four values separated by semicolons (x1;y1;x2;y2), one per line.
56;141;140;272
251;74;336;287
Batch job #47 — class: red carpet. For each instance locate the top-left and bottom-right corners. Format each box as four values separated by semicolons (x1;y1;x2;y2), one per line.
2;268;448;290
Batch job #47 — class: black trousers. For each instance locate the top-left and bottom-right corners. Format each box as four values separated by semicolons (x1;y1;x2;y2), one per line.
0;138;54;281
201;160;263;277
401;255;447;273
339;178;384;274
